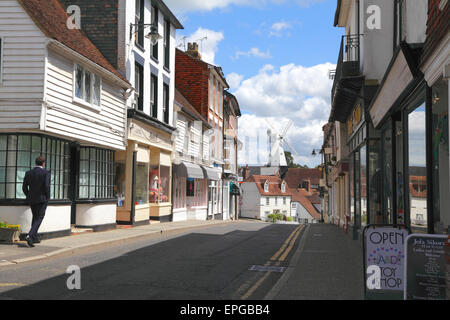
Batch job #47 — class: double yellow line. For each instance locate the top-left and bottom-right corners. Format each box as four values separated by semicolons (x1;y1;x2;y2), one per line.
240;225;304;300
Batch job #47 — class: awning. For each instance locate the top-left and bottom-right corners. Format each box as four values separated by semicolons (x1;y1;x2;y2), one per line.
174;162;204;179
201;166;222;181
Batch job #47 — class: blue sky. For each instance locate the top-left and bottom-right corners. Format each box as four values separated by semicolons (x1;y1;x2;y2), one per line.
166;0;344;167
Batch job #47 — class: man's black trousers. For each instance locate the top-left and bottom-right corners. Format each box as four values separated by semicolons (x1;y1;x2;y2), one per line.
28;202;47;240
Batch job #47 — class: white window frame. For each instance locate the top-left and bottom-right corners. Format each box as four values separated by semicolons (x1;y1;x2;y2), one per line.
281;182;286;193
266;197;270;205
73;64;102;111
264;181;269;193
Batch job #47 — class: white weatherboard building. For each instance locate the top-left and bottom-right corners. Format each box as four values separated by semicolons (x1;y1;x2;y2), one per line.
240;176;292;221
0;0;132;238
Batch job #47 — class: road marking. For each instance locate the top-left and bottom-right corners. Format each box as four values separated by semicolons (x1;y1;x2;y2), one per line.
0;283;24;287
278;227;303;262
241;225;304;300
270;225;302;261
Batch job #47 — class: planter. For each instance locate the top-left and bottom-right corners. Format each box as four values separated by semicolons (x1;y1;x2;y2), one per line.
0;227;20;243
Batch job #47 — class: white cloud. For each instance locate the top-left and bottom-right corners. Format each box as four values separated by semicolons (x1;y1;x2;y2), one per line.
165;0;323;13
234;47;272;60
176;28;224;65
227;73;244;90
269;21;292;37
235;62;335;167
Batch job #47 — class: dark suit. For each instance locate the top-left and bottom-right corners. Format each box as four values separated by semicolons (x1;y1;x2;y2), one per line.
22;167;51;241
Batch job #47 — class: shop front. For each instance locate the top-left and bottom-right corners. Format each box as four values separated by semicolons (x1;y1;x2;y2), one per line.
369;44;450;235
172;162;208;221
115;117;174;225
202;166;222;220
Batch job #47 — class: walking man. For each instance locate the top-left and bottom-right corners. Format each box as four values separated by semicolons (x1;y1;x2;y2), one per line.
22;156;51;248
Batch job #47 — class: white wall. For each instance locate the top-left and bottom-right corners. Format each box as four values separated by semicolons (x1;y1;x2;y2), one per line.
122;0;177;127
0;0;47;130
292;202;315;223
1;205;71;235
45;50;127;150
259;196;292;221
76;204;117;227
240;182;261;219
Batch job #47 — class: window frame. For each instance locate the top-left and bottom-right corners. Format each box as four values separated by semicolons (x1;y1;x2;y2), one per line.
135;0;145;48
78;147;115;201
163;82;170;124
151;73;158;118
0;134;70;202
135;62;144;111
73;64;102;111
164;19;170;70
151;5;159;60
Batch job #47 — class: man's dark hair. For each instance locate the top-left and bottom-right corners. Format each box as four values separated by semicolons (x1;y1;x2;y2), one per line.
35;156;46;166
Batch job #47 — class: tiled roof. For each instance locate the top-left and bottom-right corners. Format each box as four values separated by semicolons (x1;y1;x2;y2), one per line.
291;189;321;220
245;175;294;197
18;0;129;84
284;168;321;189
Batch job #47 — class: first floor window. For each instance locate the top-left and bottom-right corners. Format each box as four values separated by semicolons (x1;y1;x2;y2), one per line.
0;134;70;200
163;83;170;124
135;63;144;111
74;64;101;107
79;147;114;200
151;74;158;118
266;197;269;205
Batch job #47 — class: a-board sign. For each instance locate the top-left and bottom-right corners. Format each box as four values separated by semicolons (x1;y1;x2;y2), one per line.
404;234;447;300
363;225;409;299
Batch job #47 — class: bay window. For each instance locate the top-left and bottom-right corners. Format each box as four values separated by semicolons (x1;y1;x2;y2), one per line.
149;164;170;203
0;134;70;201
78;147;114;200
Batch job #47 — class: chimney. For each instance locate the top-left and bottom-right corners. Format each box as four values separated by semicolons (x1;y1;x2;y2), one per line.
186;42;202;60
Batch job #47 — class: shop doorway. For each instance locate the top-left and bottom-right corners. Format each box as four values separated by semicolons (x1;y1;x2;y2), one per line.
69;144;79;225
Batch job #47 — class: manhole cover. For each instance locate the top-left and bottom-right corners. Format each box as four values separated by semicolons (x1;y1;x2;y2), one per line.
249;265;286;273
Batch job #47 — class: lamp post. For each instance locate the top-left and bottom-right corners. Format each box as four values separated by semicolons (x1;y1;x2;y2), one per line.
129;23;163;45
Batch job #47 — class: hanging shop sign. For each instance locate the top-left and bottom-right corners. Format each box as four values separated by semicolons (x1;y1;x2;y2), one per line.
363;225;409;299
404;234;447;300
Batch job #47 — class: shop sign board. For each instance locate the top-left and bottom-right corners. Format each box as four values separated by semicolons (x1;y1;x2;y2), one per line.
404;234;447;300
363;225;409;299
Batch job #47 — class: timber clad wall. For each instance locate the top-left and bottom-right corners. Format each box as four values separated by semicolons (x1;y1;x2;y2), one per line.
45;50;127;150
0;0;47;129
58;0;119;69
421;0;450;65
175;49;209;119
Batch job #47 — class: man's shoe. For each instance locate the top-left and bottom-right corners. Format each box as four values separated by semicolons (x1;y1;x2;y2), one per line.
26;236;35;248
32;237;41;244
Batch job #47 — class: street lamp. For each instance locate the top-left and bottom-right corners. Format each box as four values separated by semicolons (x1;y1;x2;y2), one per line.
129;23;163;45
311;148;322;157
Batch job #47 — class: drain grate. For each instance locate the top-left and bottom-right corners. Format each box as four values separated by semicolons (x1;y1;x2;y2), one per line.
249;265;286;273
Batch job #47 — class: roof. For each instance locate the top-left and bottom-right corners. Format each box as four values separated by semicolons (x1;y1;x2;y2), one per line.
284;168;322;189
18;0;129;84
224;91;242;117
292;189;321;220
244;175;294;197
175;89;210;127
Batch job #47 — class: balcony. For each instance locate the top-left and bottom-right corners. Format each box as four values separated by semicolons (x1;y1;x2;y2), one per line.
329;34;364;123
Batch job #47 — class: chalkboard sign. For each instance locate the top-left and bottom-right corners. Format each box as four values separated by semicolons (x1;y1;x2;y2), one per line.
405;234;447;300
363;225;409;300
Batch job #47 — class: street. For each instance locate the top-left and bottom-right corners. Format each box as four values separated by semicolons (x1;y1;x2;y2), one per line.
0;222;363;300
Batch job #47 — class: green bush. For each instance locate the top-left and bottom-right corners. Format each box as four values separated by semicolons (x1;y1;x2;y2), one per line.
267;214;277;223
276;213;284;221
286;216;293;222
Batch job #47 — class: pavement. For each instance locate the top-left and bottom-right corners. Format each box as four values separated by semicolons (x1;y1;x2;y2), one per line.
0;219;235;267
265;223;364;300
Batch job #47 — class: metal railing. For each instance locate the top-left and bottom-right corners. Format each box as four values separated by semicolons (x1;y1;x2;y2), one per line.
331;34;361;102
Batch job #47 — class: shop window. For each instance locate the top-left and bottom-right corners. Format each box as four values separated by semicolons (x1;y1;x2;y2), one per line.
0;134;70;200
407;98;427;233
431;78;449;234
382;124;394;224
368;139;381;225
186;179;195;197
360;144;367;226
114;162;126;207
136;163;149;205
149;164;170;203
354;150;361;228
79;147;114;200
349;152;354;224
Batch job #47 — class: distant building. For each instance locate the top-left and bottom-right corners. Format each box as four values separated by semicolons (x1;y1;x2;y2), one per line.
240;175;292;221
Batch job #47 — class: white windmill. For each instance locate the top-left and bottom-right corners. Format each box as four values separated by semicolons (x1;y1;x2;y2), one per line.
265;119;299;168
